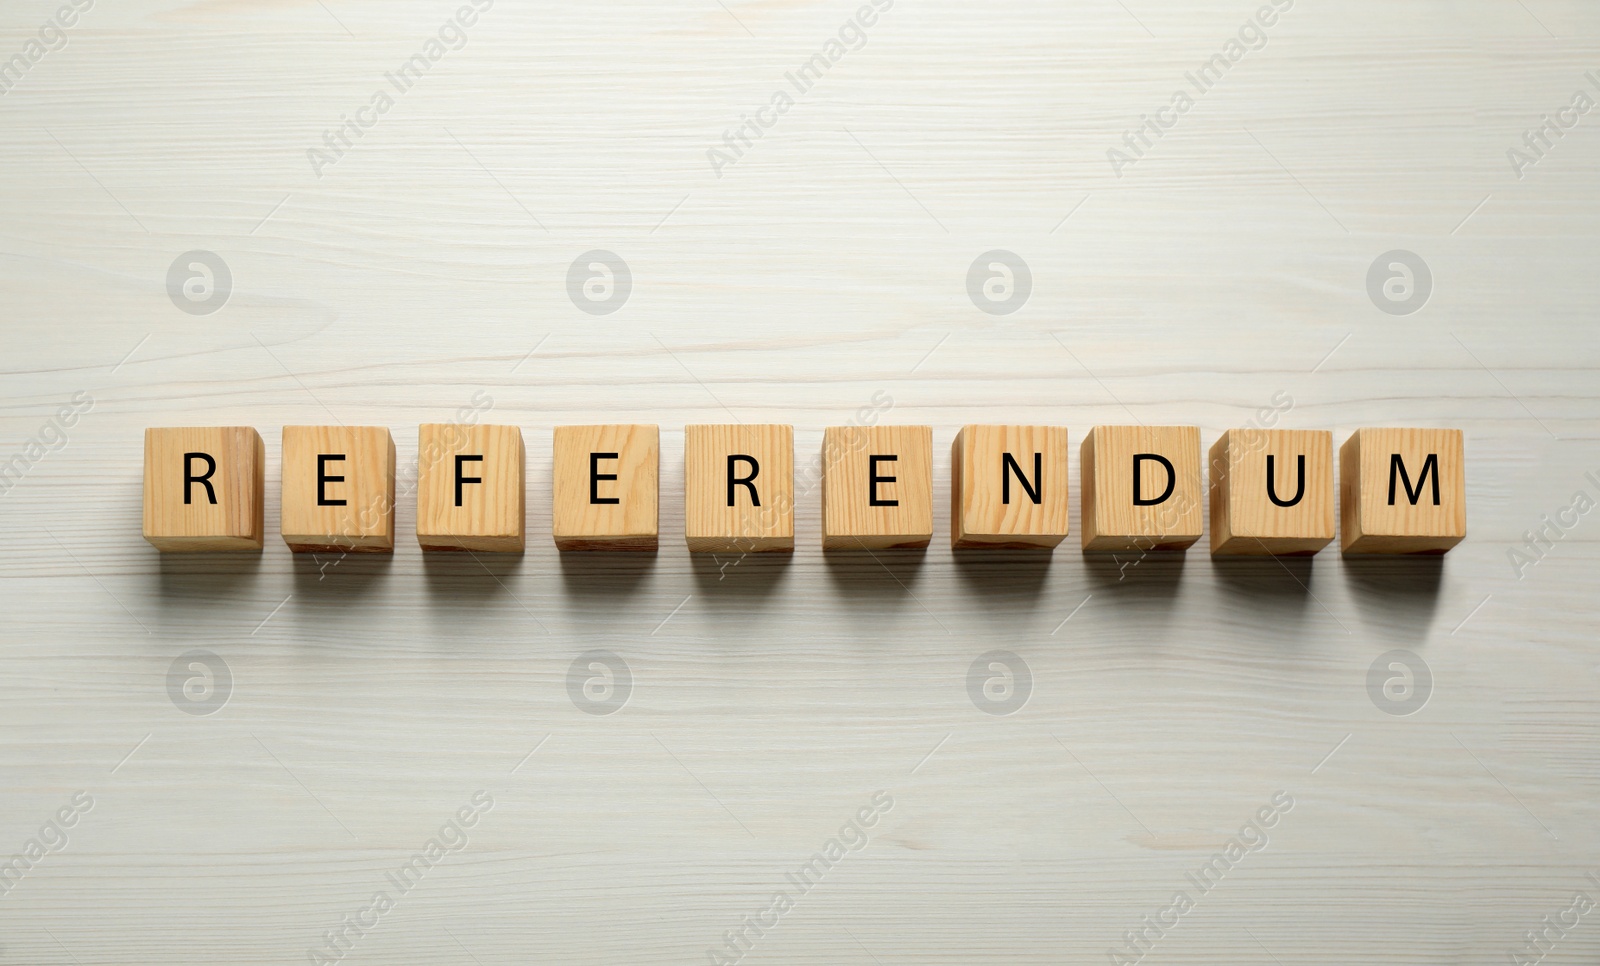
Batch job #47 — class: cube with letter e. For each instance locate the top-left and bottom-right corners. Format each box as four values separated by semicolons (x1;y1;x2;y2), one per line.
281;426;396;553
142;427;264;551
552;424;659;551
1340;428;1465;554
1080;425;1202;552
821;425;932;550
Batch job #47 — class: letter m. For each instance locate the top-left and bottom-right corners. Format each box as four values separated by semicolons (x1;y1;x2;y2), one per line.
1388;453;1439;506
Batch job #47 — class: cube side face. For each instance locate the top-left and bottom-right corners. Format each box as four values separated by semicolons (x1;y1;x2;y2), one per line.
416;424;525;552
952;425;1068;549
552;424;659;551
281;426;396;553
821;425;933;549
684;424;794;553
1344;428;1466;554
142;427;264;551
1081;425;1202;552
1211;429;1334;555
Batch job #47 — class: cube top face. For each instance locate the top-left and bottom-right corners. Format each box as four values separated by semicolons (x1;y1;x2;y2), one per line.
821;425;933;550
952;425;1069;549
552;424;659;551
416;423;525;552
142;427;264;551
684;424;794;553
1209;428;1334;556
1341;428;1465;554
281;426;396;553
1081;425;1202;552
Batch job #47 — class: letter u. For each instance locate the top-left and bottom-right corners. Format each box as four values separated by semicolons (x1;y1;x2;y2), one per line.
1266;453;1305;507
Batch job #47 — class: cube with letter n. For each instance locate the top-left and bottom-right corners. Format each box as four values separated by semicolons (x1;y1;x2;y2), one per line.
951;425;1069;549
142;427;264;551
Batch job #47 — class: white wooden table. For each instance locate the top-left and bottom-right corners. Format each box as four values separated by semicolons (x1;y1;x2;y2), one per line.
2;0;1597;962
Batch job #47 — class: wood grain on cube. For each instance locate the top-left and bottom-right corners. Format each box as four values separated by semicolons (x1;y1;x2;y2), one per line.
281;426;395;553
821;425;933;550
951;425;1069;549
1340;428;1465;554
1208;428;1334;556
1080;425;1202;552
685;424;793;553
142;427;264;551
552;424;658;551
416;424;525;552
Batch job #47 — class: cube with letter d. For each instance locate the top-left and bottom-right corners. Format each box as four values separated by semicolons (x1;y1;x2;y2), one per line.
684;424;794;553
821;425;933;550
1340;428;1465;553
416;423;525;552
142;427;265;551
951;425;1070;549
1080;425;1202;552
552;424;659;551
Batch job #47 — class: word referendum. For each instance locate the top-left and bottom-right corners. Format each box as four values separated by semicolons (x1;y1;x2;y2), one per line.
708;791;893;965
307;790;493;965
1110;790;1293;965
1107;0;1294;177
707;0;894;178
0;0;93;97
307;0;494;178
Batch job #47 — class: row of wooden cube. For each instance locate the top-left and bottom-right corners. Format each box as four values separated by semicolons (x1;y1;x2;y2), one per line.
142;424;1465;555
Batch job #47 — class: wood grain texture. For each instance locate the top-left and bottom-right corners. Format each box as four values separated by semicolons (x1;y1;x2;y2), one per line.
280;425;396;553
1208;428;1334;555
684;423;793;553
551;424;658;551
950;424;1069;549
140;426;264;551
2;0;1600;962
821;425;933;549
416;423;524;552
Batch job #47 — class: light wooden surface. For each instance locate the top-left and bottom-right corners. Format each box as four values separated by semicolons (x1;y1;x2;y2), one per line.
2;0;1600;962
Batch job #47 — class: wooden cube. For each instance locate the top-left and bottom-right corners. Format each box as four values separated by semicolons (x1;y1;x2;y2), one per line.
552;424;658;551
1340;428;1465;554
281;426;395;553
951;425;1069;549
821;425;933;550
416;424;525;552
142;427;264;551
685;424;794;553
1208;429;1334;556
1080;425;1202;552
